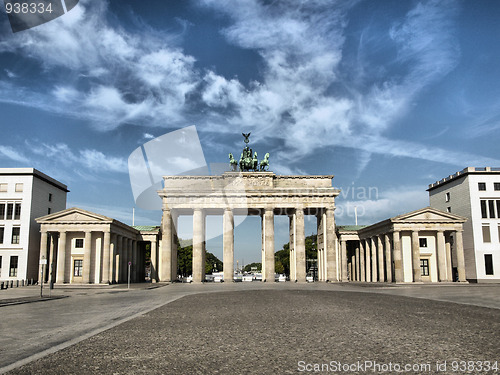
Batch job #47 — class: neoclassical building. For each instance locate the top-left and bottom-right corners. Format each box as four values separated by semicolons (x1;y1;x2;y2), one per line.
158;172;339;283
36;208;159;285
337;207;467;283
36;173;468;285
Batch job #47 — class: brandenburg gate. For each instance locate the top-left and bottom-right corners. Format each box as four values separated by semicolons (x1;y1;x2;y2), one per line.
157;172;340;283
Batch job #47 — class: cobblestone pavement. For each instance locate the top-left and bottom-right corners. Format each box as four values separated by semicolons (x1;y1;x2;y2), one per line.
4;286;500;375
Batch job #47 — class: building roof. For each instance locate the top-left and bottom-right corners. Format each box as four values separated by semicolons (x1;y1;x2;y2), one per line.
132;225;160;231
336;225;368;232
0;168;69;192
427;167;500;191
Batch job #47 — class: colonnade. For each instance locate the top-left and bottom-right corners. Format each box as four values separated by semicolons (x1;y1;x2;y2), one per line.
158;206;338;283
344;229;466;283
39;229;140;284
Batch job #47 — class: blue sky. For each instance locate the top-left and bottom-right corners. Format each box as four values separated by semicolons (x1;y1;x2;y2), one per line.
0;0;499;264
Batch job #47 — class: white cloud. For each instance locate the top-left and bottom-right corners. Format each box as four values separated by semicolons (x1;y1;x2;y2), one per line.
30;142;127;173
4;69;17;78
0;146;30;163
0;0;497;170
336;186;429;225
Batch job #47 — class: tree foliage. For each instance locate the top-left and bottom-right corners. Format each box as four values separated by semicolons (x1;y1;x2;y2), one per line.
275;234;317;276
177;245;223;276
243;262;262;272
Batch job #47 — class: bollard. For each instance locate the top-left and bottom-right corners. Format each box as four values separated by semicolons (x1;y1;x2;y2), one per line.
22;279;25;287
30;278;33;286
10;280;13;288
1;281;4;290
16;280;19;287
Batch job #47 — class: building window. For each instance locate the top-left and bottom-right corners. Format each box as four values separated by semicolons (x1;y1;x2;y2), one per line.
445;192;450;202
14;203;21;220
75;239;84;248
74;259;83;277
484;254;494;275
9;256;18;277
482;225;491;243
0;183;7;192
419;238;427;248
481;200;488;218
11;227;20;244
420;259;429;276
488;200;496;219
15;183;23;192
0;203;4;219
47;208;51;215
478;182;486;191
446;207;451;213
6;203;13;220
48;193;52;202
0;226;4;244
494;183;500;191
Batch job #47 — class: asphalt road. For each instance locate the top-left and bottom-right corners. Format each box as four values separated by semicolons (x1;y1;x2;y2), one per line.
6;288;500;375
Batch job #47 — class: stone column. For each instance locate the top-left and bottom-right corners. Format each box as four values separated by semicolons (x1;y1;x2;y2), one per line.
325;208;336;282
411;231;421;282
436;230;447;282
101;231;111;284
120;238;128;283
355;246;360;281
109;234;116;283
341;239;348;282
377;236;384;282
445;234;453;282
160;207;173;282
295;208;306;282
316;211;324;281
289;214;296;281
384;234;392;282
223;208;234;282
262;208;275;282
39;230;48;283
171;211;179;282
371;237;378;282
151;239;158;282
48;233;56;284
365;239;371;282
455;230;467;282
115;235;121;284
192;208;205;283
351;254;355;281
56;231;67;284
82;231;92;284
393;231;403;283
360;239;366;282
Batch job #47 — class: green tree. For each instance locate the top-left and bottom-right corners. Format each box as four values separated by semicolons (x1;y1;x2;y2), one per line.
243;262;261;272
276;234;317;276
176;244;223;276
205;251;223;274
177;245;193;276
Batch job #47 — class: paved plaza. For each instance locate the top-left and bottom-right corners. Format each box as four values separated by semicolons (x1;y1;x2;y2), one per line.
1;283;499;374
